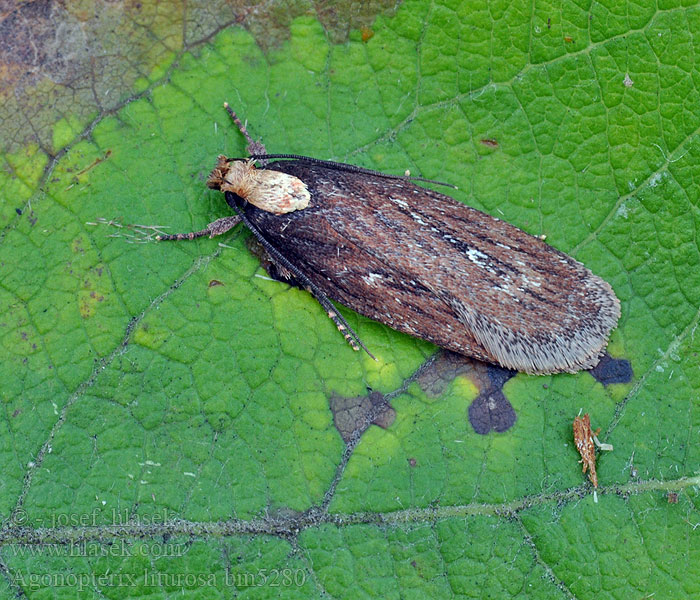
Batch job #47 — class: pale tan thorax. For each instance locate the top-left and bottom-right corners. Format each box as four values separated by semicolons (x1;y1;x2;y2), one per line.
207;156;310;215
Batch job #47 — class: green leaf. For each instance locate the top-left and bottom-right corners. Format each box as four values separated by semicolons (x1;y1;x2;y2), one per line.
1;1;698;598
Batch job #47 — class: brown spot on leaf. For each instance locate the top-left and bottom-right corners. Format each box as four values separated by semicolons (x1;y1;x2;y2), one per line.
329;348;630;441
667;492;678;504
76;150;112;177
468;387;517;435
408;457;417;467
71;237;85;254
329;390;395;442
416;351;517;434
480;139;499;148
410;559;426;578
208;279;224;287
361;27;374;42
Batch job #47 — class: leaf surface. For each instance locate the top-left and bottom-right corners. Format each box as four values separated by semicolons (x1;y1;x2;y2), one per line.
0;1;698;598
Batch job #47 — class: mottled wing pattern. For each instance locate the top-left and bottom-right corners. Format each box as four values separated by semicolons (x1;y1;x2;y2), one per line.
244;161;620;374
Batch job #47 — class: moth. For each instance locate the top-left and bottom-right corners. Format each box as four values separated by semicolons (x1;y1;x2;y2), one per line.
158;104;620;375
573;413;600;487
572;412;612;490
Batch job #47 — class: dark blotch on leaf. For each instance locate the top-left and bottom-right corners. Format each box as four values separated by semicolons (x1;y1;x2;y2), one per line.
329;390;395;442
416;351;517;434
467;364;518;434
468;389;517;435
588;353;633;385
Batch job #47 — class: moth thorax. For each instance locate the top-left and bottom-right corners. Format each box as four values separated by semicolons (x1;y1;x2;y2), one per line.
207;155;310;215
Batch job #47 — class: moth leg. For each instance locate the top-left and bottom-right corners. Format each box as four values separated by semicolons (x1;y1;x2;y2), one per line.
155;215;241;241
248;232;372;355
246;236;299;285
223;102;268;160
321;303;365;354
227;193;377;361
87;218;171;243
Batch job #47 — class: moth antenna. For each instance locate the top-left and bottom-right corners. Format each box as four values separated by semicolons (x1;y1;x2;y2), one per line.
223;102;268;161
249;153;457;189
223;103;256;148
224;192;377;361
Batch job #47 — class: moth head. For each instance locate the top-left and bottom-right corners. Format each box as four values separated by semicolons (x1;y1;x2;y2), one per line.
207;155;310;215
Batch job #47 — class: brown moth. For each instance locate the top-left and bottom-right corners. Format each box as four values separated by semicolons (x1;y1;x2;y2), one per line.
573;413;600;488
158;104;621;375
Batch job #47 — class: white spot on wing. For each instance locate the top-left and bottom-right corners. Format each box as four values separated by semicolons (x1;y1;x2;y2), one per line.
466;248;489;264
363;272;382;286
411;212;428;226
390;197;409;209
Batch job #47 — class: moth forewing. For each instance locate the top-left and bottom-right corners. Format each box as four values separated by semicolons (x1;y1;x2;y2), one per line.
234;160;620;375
